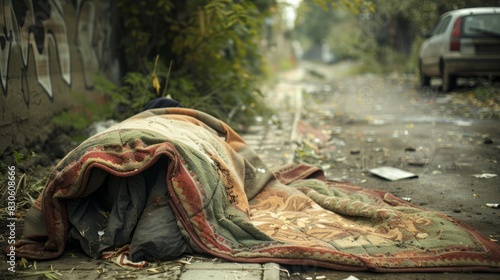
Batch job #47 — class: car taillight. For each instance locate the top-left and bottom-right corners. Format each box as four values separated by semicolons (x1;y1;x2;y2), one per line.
450;17;462;51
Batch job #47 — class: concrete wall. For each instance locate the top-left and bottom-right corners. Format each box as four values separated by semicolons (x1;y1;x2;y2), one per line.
0;0;119;156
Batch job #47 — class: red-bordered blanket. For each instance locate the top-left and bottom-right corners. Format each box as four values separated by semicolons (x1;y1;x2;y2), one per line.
12;108;500;272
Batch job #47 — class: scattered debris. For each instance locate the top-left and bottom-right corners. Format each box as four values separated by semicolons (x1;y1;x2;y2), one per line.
408;160;428;167
455;120;473;126
87;120;118;136
350;149;361;155
334;156;347;162
331;126;343;135
473;173;497;179
98;231;105;241
435;95;452;104
15;270;62;279
368;166;418;181
342;276;360;280
401;197;412;202
454;162;473;168
486;203;499;209
327;137;346;146
372;119;385;125
274;265;290;277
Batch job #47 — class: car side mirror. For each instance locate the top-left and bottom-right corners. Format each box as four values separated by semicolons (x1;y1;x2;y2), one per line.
421;31;432;39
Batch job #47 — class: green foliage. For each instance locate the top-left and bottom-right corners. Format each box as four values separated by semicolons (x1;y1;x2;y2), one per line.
113;0;278;128
296;0;494;74
365;0;495;71
102;0;380;127
295;0;375;64
12;151;38;165
295;2;339;45
95;70;159;120
308;0;375;13
296;0;374;44
13;150;25;165
52;90;113;131
0;155;48;221
474;86;499;102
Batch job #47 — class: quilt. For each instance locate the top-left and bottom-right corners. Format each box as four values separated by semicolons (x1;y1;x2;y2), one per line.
12;108;500;272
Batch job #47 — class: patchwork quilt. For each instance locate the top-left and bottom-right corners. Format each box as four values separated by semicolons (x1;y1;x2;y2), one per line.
12;108;500;272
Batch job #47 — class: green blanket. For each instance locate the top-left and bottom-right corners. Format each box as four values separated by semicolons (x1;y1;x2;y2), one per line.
13;108;500;272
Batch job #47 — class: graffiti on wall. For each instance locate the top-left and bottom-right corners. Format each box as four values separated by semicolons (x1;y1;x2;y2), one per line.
1;0;70;98
76;0;115;89
0;0;114;100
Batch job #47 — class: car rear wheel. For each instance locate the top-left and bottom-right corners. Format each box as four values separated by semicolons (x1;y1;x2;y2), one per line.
441;63;457;92
419;61;431;88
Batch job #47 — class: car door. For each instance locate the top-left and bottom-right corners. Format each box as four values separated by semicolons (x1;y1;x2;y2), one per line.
421;15;452;76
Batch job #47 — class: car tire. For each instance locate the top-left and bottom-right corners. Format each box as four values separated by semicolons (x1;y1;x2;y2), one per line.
419;61;431;88
441;63;457;92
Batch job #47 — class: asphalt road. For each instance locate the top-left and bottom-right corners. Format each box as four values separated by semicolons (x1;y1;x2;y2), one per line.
289;60;500;279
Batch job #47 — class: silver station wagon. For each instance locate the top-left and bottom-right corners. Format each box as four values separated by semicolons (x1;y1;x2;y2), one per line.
419;7;500;91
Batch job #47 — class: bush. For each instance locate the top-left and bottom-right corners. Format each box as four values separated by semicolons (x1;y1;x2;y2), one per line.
108;0;278;129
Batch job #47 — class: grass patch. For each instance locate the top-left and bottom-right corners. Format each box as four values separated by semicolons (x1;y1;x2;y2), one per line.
0;153;51;220
474;85;500;102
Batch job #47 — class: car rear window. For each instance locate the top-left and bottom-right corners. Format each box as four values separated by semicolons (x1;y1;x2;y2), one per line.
462;14;500;37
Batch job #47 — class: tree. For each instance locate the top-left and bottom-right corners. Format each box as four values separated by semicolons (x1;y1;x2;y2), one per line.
294;0;495;72
294;0;375;62
356;0;495;69
295;1;340;46
105;0;277;128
